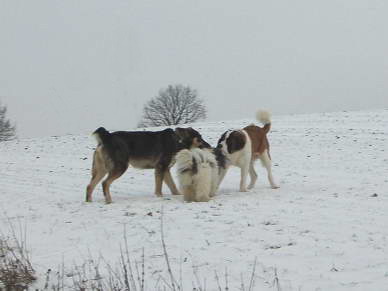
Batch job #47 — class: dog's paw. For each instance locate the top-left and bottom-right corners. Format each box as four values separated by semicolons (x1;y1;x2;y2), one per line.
271;185;280;189
240;188;248;192
155;192;163;197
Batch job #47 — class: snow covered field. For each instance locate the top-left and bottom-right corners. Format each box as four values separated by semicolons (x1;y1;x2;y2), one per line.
1;109;387;290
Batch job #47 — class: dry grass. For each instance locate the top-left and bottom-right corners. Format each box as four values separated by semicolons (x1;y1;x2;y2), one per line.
1;211;282;290
0;219;36;290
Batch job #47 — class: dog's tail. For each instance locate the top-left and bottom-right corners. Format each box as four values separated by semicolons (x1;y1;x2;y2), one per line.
256;110;271;134
92;127;111;146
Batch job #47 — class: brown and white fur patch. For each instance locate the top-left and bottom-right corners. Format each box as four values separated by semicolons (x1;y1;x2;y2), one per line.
217;110;279;192
175;148;219;202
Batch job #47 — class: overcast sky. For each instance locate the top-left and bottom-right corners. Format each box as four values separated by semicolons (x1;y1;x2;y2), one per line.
1;0;387;138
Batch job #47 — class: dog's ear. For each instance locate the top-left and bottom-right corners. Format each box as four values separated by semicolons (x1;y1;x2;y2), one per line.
226;131;246;154
217;132;227;147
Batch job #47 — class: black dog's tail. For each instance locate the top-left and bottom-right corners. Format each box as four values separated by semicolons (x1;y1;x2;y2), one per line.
92;127;111;146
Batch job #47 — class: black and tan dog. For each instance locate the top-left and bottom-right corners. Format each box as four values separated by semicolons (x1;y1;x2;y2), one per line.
85;127;210;203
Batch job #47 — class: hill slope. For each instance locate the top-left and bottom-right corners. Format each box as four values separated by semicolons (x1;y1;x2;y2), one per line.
1;109;387;290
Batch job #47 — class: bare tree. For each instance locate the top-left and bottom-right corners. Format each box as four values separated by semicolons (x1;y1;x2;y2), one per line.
138;84;207;127
0;101;16;142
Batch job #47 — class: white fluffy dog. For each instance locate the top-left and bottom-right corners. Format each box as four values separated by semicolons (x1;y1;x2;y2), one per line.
175;148;219;202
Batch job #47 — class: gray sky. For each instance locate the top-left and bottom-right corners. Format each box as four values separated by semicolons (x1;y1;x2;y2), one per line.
1;0;387;138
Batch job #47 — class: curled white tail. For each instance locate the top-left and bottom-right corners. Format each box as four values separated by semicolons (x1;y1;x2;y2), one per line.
256;110;271;125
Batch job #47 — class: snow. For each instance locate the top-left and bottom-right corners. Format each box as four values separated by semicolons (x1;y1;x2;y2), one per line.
1;109;388;290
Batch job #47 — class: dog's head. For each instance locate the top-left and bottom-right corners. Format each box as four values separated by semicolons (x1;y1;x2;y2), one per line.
217;130;246;154
175;127;211;149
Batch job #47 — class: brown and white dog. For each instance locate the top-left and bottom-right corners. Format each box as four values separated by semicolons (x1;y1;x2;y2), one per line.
85;127;210;203
216;110;279;192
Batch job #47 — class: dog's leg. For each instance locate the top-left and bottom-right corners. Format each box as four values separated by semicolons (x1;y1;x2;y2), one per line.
163;170;180;195
182;185;196;202
195;193;211;202
102;167;127;204
209;168;219;197
195;166;212;202
217;167;228;190
195;182;211;201
86;151;107;202
260;150;279;189
247;160;258;190
86;171;107;202
154;168;165;196
239;163;249;192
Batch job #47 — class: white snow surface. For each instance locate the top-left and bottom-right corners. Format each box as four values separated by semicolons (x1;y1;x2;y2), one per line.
1;109;388;290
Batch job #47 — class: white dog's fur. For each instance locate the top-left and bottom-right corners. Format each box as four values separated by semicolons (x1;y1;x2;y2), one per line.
175;148;219;202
